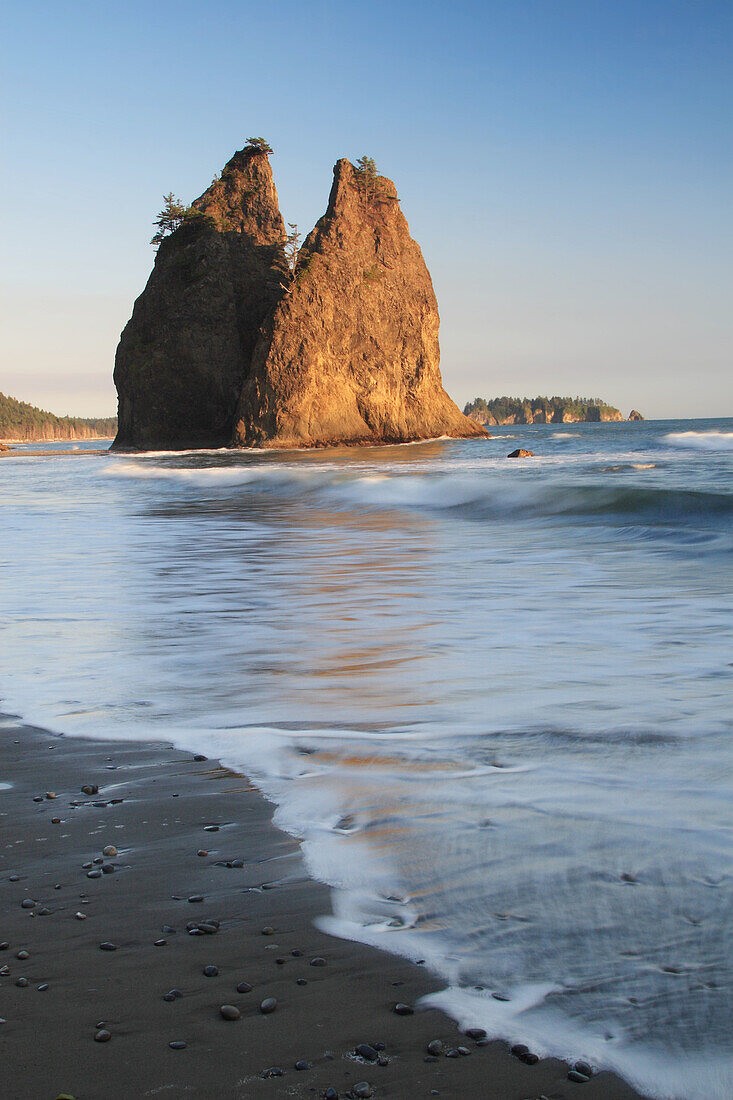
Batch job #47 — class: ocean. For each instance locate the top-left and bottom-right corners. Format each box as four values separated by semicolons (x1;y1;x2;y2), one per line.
1;418;731;1099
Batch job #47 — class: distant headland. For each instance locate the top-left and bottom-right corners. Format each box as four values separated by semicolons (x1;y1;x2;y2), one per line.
112;139;487;452
464;396;644;426
0;391;116;445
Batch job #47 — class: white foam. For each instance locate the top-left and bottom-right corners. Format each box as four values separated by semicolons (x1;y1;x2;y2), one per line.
663;431;733;451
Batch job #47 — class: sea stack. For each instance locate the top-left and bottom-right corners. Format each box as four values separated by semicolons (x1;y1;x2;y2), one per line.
232;158;487;448
113;146;288;450
112;145;486;450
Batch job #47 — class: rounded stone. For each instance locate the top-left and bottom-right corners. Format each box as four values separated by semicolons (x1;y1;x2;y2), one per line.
291;949;302;957
102;845;118;857
154;939;167;947
16;978;29;987
45;792;57;799
81;785;99;796
427;1040;443;1056
324;1089;339;1100
163;992;176;1002
75;912;86;920
261;926;275;936
259;997;277;1014
445;1048;460;1058
568;1069;591;1083
94;1029;111;1042
310;956;327;967
193;754;207;761
37;983;49;991
197;850;208;857
101;865;115;875
0;942;8;950
457;1046;471;1056
203;965;219;977
169;1040;187;1050
353;1084;373;1099
296;978;307;986
393;1002;413;1015
511;1043;529;1058
266;1067;283;1077
574;1061;593;1077
219;1004;240;1020
99;942;118;951
21;899;35;909
465;1027;487;1040
294;1059;309;1070
33;796;44;803
188;895;204;903
356;1043;378;1062
87;870;102;879
236;982;252;993
16;950;29;960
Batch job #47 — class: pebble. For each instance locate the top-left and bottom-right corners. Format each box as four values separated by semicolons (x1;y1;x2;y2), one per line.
52;818;61;824
265;1067;283;1077
236;982;252;993
154;939;167;947
81;785;99;795
393;1002;413;1015
568;1069;591;1083
196;850;208;857
276;957;286;965
296;978;308;986
445;1048;460;1058
261;926;275;936
82;862;92;870
33;795;44;803
203;825;219;832
353;1084;373;1098
310;956;327;967
511;1043;529;1058
0;966;9;976
162;925;176;934
291;949;302;957
96;1020;106;1029
45;792;57;799
21;899;35;909
169;1040;187;1050
102;845;118;857
16;950;29;960
162;992;177;1002
87;870;102;879
197;922;218;935
294;1059;309;1070
9;876;20;883
574;1060;593;1077
203;965;219;977
219;1004;240;1020
101;865;115;875
427;1040;443;1056
457;1046;471;1056
188;895;204;903
0;942;8;950
94;1029;111;1042
37;983;49;991
16;978;29;987
465;1027;487;1040
356;1043;378;1062
193;754;207;762
74;912;86;920
260;997;277;1014
99;942;118;951
324;1089;339;1100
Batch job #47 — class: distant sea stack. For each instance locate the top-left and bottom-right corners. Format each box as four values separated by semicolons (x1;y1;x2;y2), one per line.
113;144;487;451
628;409;644;421
464;396;628;426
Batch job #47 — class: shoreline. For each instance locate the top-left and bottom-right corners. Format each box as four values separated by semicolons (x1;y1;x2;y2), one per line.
0;714;647;1099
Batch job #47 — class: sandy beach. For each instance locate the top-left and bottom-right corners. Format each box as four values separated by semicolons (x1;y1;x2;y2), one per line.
0;716;646;1099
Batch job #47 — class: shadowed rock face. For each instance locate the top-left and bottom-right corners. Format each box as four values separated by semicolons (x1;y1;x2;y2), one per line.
232;159;486;448
113;150;486;450
113;148;286;450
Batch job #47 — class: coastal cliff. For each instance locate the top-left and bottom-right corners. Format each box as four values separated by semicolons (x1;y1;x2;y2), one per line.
0;391;116;443
113;147;287;450
113;145;485;451
465;396;627;425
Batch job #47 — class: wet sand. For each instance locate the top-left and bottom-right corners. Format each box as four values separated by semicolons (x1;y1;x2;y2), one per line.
0;717;647;1099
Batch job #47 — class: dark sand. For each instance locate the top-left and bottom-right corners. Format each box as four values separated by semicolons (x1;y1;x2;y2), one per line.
0;717;647;1099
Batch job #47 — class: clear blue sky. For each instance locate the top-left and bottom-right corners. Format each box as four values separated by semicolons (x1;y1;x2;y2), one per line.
2;0;730;418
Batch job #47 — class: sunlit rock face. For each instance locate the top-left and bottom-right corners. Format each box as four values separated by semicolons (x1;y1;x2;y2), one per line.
232;158;487;448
